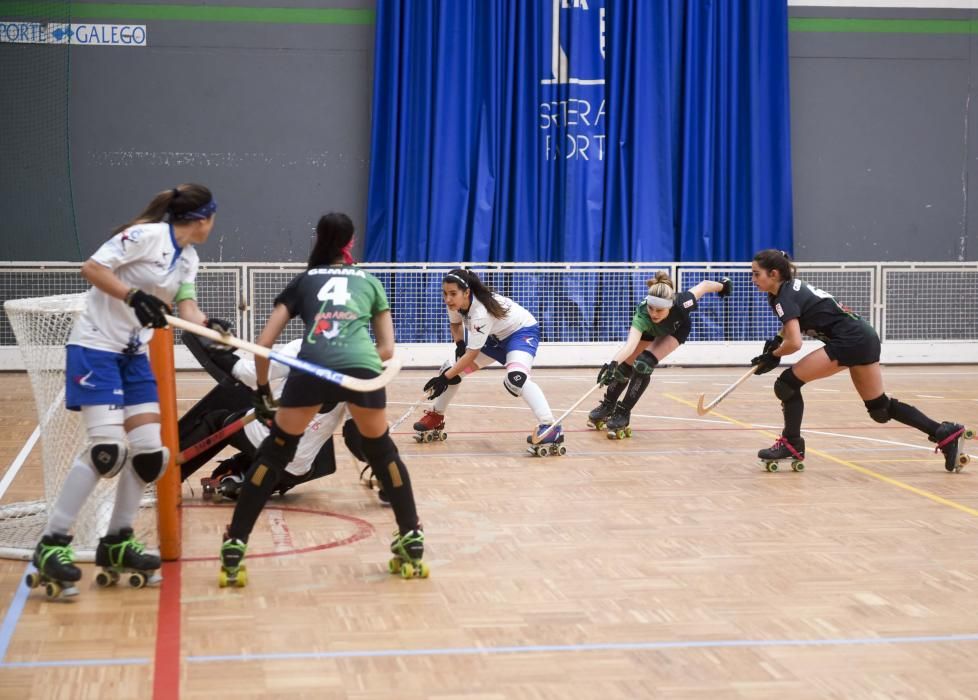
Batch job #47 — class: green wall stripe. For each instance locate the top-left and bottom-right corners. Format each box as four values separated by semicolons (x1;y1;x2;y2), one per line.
0;2;374;25
789;17;977;35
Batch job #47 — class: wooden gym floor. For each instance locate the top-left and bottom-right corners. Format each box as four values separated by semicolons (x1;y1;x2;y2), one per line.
0;365;977;699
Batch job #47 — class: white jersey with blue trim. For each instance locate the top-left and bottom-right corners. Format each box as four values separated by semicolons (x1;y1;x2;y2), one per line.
448;294;536;351
68;222;199;354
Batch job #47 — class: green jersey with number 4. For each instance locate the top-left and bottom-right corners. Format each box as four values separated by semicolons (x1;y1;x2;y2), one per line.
274;265;390;372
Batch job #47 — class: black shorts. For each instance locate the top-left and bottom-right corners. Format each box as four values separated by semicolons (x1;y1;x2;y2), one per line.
279;367;386;410
823;322;881;367
640;321;691;345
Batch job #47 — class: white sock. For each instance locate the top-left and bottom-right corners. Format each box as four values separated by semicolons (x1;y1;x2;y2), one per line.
45;460;99;536
107;465;147;535
433;382;461;414
522;380;554;423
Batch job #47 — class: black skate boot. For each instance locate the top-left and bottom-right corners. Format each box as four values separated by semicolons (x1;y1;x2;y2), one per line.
95;527;162;588
413;410;447;443
389;526;428;579
27;533;81;599
605;404;632;440
218;529;248;588
587;398;616;430
930;421;975;473
758;436;806;472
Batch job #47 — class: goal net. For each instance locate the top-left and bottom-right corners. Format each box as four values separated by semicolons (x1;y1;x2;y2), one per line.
0;294;158;561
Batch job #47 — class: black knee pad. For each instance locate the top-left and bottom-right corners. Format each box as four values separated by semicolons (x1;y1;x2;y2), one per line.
360;431;406;489
864;394;891;423
342;418;367;462
132;448;169;483
504;370;527;397
774;368;804;403
634;351;658;375
252;422;301;483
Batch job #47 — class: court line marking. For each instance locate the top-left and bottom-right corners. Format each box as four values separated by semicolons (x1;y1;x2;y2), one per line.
665;393;978;518
185;631;978;664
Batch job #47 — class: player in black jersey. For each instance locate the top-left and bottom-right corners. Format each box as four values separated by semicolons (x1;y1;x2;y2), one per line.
590;270;732;437
749;249;969;471
216;213;426;586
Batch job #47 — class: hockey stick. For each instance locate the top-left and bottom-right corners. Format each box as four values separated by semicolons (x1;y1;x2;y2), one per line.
389;395;427;431
530;382;604;445
695;366;757;416
166;315;402;392
177;413;257;465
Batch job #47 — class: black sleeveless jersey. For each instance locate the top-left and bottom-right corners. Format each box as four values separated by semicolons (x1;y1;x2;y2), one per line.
768;279;868;344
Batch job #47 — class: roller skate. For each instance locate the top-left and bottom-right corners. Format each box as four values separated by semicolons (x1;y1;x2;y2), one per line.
94;528;162;589
26;533;81;600
526;424;566;457
388;527;428;579
758;436;806;472
587;397;616;430
605;404;633;440
930;422;975;473
217;530;248;588
413;410;447;443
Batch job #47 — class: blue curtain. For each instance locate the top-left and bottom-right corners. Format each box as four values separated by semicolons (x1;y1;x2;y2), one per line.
366;0;793;264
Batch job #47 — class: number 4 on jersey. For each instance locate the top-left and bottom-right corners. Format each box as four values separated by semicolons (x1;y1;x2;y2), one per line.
317;277;352;306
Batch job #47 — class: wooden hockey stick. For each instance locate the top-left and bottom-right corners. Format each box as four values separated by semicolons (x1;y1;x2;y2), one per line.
166;315;402;392
530;382;604;445
177;413;257;465
695;366;757;416
389;395;427;431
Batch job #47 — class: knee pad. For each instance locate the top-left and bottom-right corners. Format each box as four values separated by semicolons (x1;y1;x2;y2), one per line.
132;447;169;483
359;431;405;488
504;369;528;397
634;351;658;375
250;422;301;486
342;418;367;462
84;440;129;478
864;394;891;423
774;368;804;403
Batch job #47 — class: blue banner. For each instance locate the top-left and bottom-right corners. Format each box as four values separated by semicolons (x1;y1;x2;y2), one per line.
366;0;793;264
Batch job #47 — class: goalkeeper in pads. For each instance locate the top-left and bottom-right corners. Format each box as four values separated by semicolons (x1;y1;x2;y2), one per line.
28;184;217;599
590;271;733;438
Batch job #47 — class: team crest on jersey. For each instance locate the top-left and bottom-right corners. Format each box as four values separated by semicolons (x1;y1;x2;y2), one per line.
682;299;694;309
310;314;342;341
775;303;784;317
120;228;142;249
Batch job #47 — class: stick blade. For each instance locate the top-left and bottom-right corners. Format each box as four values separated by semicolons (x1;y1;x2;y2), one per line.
695;394;710;416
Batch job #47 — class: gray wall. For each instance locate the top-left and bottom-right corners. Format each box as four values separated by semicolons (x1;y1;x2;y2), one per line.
2;3;977;262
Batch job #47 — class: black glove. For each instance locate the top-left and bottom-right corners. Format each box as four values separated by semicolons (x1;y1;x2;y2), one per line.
454;340;467;360
597;361;626;386
762;335;784;354
253;383;278;424
717;277;733;299
126;289;170;328
424;371;461;399
205;317;234;334
750;351;781;375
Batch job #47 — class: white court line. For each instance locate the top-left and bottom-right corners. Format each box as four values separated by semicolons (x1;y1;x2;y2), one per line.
812;388;840;393
753;423;930;451
389;401;730;426
0;427;39;500
915;395;944;399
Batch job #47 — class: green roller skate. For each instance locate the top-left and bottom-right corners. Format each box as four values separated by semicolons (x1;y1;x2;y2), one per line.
26;533;82;600
218;530;248;588
94;528;162;589
388;527;428;579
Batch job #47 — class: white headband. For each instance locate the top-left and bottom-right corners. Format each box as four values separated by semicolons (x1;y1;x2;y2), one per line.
645;294;673;310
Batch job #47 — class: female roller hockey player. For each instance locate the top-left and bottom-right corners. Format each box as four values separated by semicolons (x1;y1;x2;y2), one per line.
589;271;732;438
749;249;970;471
178;332;378;503
27;184;217;599
218;212;425;586
419;268;562;449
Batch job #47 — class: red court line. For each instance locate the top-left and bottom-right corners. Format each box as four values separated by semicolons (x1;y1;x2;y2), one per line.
153;560;182;700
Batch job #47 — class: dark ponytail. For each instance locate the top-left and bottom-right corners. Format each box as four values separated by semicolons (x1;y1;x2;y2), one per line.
113;183;213;235
752;249;796;281
443;268;506;319
308;212;355;269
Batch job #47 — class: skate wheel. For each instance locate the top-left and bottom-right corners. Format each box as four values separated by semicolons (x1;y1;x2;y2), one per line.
625;427;633;438
25;572;40;589
791;461;805;472
400;562;415;579
964;429;975;440
556;445;567;456
764;462;778;472
127;571;147;588
439;431;448;441
218;569;229;587
95;571;113;588
45;581;61;599
417;562;430;578
534;446;548;458
423;432;434;443
388;556;403;574
616;430;627;440
413;434;423;443
235;568;248;587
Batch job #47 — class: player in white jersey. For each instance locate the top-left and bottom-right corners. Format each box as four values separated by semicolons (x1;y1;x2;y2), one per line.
26;184;218;599
417;268;561;447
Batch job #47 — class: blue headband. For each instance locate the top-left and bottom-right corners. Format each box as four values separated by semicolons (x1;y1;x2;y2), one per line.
173;198;217;221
